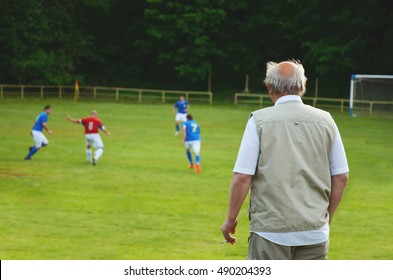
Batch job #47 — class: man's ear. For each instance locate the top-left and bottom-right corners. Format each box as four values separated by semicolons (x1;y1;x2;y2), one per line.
267;85;278;103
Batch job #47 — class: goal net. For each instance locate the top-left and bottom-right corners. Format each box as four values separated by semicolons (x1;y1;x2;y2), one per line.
349;74;393;116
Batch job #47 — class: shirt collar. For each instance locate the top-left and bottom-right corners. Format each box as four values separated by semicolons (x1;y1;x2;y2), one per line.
274;95;302;106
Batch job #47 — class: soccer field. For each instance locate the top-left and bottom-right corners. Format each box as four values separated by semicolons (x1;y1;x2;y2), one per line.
0;99;392;260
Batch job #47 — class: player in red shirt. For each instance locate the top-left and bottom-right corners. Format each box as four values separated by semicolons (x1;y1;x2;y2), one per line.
67;110;111;165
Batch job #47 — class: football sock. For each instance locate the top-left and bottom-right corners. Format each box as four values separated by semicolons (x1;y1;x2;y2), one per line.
26;146;38;158
186;150;193;164
86;149;92;162
196;155;200;164
95;147;104;160
175;124;179;132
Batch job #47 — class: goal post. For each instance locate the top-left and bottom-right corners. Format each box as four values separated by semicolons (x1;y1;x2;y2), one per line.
349;74;393;116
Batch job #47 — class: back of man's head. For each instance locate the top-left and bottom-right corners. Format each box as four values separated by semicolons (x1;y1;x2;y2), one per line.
264;60;307;96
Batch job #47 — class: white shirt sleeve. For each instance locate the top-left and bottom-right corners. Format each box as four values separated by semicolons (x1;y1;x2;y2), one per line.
233;116;260;175
330;123;349;175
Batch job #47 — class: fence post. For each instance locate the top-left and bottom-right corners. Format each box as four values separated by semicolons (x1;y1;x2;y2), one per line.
116;88;119;101
162;91;166;103
138;90;142;103
94;87;97;99
40;86;44;99
313;97;317;107
59;86;62;98
21;86;24;99
0;85;3;99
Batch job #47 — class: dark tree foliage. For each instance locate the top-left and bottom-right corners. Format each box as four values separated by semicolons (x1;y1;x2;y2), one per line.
0;0;392;97
0;0;109;84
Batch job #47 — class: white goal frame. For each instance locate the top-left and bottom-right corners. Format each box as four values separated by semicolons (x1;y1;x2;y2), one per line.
349;74;393;116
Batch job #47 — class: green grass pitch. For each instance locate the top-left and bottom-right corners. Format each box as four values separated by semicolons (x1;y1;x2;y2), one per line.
0;99;392;259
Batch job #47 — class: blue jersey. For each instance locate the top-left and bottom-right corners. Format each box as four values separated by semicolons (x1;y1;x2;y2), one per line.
32;112;48;132
174;100;188;114
183;120;200;141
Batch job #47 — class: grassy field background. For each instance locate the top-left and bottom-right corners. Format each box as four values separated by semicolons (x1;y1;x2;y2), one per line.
0;99;392;260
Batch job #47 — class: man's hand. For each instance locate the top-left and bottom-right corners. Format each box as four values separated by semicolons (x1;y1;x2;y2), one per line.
220;218;238;244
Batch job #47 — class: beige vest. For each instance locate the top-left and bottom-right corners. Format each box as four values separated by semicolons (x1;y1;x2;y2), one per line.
249;100;336;232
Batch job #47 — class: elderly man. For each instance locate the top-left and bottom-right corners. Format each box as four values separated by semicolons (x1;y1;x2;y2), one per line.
221;60;349;260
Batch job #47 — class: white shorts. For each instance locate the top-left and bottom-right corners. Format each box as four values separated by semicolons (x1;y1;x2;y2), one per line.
85;133;103;149
32;130;48;147
175;113;187;122
185;140;201;154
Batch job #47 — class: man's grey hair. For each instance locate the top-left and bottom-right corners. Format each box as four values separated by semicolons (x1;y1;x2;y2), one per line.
264;60;307;96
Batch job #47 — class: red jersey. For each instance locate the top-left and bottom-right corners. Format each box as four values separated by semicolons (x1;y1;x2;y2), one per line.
79;117;104;134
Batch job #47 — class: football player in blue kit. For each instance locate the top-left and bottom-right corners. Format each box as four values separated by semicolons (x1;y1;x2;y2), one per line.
24;105;53;160
182;114;201;174
173;95;189;135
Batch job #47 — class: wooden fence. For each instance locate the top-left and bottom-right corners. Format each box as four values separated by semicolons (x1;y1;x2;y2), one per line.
0;84;213;105
234;93;393;114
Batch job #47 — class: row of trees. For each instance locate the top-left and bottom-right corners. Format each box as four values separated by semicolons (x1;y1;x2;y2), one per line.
1;0;392;98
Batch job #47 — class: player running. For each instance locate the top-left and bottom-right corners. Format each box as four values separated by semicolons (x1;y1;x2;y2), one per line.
173;95;189;135
66;110;111;166
24;105;53;160
182;114;201;174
